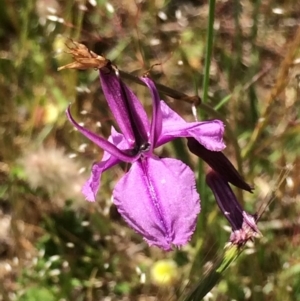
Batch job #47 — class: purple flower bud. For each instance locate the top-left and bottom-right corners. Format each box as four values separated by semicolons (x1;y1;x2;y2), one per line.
206;170;260;246
187;138;253;192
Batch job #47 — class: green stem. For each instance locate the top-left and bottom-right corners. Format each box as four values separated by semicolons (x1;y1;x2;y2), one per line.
192;0;217;283
196;0;216;229
202;0;216;104
183;244;242;301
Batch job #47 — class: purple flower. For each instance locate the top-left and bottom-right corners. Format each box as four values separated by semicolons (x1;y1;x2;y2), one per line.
66;67;225;250
206;170;260;246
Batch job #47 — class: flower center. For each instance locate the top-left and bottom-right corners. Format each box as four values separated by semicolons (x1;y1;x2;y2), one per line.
139;142;151;152
132;142;151;157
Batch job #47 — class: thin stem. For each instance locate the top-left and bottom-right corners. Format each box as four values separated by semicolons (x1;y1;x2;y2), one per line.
194;0;217;281
202;0;216;104
198;0;216;195
199;0;216;200
119;70;201;106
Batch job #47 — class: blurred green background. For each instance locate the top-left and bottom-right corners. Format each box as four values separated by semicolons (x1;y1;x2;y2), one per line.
0;0;300;300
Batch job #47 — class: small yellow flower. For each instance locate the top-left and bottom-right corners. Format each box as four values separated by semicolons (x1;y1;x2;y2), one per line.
150;259;178;287
44;103;59;124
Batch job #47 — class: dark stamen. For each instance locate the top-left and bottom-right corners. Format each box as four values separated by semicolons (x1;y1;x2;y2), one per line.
119;79;149;150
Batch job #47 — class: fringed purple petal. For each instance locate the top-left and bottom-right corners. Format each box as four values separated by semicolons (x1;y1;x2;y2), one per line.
66;106;137;163
100;69;150;146
82;157;118;202
113;157;200;250
140;77;162;148
157;101;225;151
188;137;253;192
82;127;128;202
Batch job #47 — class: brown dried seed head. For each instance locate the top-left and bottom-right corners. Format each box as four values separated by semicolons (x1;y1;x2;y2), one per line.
58;40;110;71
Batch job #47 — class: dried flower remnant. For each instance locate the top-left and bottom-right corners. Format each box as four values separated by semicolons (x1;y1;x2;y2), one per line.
58;41;200;106
65;63;226;250
57;40;110;71
206;170;260;246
